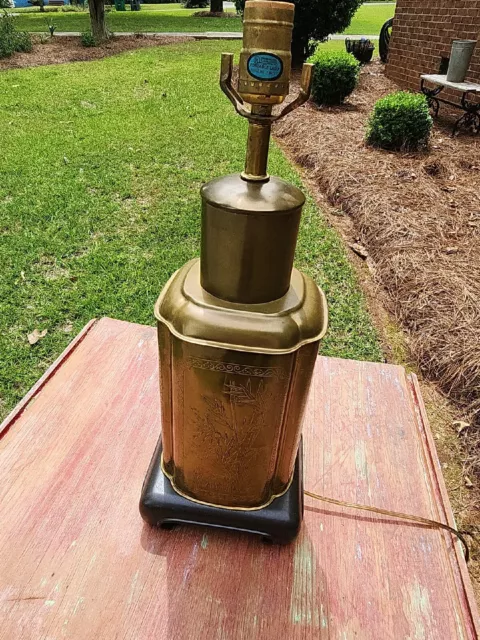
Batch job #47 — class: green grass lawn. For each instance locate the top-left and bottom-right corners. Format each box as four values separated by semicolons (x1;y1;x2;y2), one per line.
0;40;381;419
12;2;394;34
343;2;395;35
13;6;242;33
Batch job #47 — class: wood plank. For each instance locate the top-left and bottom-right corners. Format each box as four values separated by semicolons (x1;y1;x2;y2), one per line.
0;317;477;639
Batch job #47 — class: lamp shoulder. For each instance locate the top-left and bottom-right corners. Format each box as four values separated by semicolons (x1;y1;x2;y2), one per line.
155;259;327;354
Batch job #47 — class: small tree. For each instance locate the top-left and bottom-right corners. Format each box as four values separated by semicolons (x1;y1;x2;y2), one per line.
235;0;362;65
88;0;108;42
27;0;45;13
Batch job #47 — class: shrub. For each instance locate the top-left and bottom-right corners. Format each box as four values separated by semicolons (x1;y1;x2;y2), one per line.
234;0;362;64
366;91;432;151
182;0;208;7
0;11;15;57
81;30;96;47
14;30;33;52
0;12;33;58
308;49;360;106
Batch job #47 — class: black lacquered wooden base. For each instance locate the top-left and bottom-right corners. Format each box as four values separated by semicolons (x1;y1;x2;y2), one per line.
139;439;304;544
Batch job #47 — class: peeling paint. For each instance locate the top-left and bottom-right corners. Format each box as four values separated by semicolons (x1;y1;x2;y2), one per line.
201;533;208;549
324;449;332;467
418;537;432;556
402;580;433;640
128;570;139;605
289;536;320;627
320;604;328;629
356;543;363;561
44;600;55;607
354;440;368;482
73;597;84;615
182;542;199;586
454;608;467;640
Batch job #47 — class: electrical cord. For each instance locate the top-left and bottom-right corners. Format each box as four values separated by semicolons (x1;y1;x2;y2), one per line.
304;489;471;563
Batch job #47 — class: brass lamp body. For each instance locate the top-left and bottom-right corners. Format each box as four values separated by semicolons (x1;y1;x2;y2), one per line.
154;0;327;511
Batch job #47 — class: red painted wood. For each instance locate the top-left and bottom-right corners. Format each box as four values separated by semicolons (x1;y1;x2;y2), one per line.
0;317;478;639
0;318;97;439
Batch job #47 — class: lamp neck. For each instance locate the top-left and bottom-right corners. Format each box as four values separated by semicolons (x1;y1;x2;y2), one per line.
241;105;272;182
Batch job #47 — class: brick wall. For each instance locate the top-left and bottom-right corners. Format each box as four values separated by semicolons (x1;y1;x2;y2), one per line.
386;0;480;91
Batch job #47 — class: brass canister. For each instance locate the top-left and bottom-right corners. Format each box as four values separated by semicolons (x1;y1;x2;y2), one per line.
155;175;328;509
238;0;294;105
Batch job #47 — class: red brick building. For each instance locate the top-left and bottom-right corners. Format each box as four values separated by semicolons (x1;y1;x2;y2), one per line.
386;0;480;91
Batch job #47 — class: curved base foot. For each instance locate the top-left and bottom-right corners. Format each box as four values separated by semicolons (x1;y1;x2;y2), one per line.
139;439;304;545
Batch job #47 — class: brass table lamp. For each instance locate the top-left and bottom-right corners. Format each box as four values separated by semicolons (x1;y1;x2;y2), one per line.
140;0;327;543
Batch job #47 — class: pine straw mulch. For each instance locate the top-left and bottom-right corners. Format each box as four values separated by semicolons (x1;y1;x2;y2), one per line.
0;34;193;72
274;60;480;481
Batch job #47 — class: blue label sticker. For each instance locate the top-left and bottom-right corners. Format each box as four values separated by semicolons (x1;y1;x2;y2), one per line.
247;53;283;81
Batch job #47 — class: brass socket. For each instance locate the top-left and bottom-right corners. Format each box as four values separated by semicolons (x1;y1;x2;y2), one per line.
238;0;294;106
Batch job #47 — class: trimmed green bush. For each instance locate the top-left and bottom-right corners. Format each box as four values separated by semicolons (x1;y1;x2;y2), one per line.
81;30;96;47
366;91;432;151
308;49;360;106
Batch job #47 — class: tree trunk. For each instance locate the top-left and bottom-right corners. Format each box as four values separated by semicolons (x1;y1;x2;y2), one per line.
89;0;108;43
291;34;308;68
210;0;223;13
39;0;45;12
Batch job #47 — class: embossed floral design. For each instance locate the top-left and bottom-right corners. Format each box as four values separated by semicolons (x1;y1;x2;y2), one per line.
192;376;273;480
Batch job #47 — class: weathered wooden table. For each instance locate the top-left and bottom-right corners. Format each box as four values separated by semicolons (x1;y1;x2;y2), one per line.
0;318;478;639
420;73;480;135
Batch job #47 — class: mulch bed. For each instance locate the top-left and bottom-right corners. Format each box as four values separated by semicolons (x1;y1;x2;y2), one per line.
275;60;480;478
193;11;238;17
0;35;193;71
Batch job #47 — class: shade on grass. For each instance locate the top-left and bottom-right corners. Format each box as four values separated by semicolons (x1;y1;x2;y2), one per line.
0;40;381;418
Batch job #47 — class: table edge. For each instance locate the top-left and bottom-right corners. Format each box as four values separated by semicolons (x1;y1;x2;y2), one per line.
407;373;480;636
0;318;98;439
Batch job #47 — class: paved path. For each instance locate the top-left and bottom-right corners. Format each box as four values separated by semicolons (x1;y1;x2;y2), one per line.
51;31;380;40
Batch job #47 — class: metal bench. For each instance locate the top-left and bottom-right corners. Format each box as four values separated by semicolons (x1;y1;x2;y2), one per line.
420;73;480;135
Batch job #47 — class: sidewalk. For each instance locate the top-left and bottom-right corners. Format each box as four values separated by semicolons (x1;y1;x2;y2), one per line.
50;32;380;40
